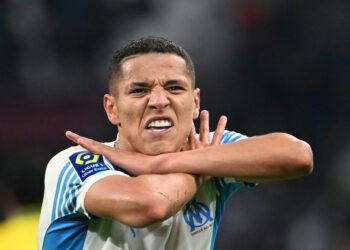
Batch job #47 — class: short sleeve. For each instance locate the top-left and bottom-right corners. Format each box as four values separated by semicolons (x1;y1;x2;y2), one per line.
211;130;256;201
212;177;244;203
220;130;247;143
49;151;127;222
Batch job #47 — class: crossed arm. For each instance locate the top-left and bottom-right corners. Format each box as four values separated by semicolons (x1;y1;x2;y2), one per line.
83;173;200;227
67;111;313;227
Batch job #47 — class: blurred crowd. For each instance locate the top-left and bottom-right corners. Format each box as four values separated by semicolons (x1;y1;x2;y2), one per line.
0;0;349;249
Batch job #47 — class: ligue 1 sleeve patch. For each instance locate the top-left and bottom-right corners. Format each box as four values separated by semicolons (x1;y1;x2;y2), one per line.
69;151;111;182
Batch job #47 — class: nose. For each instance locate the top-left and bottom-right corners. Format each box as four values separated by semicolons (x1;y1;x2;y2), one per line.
148;86;170;109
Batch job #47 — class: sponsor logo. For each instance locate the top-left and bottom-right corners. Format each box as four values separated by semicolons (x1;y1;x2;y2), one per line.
75;152;100;165
183;199;213;234
69;151;109;181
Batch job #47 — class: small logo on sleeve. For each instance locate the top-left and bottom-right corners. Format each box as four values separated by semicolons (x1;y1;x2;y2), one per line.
69;151;110;181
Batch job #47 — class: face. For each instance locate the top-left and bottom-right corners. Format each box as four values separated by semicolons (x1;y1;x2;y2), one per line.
105;53;200;155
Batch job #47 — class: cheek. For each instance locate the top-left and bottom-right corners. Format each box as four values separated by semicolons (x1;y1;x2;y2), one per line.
177;101;194;131
122;110;139;124
118;103;139;126
180;100;194;117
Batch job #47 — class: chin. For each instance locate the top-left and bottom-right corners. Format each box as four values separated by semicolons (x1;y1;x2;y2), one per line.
142;142;180;156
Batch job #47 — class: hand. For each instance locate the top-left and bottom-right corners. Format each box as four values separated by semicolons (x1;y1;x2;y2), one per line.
65;131;152;175
65;110;227;177
181;110;227;151
66;131;114;155
181;110;227;182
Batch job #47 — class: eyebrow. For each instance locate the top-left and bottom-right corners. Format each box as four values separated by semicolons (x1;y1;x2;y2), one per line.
164;79;188;87
128;79;187;88
128;82;149;88
165;79;181;85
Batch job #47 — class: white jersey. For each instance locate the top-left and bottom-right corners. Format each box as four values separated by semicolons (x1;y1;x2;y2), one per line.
38;130;251;250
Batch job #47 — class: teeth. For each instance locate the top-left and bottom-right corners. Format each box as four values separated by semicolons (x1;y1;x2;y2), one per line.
147;120;172;128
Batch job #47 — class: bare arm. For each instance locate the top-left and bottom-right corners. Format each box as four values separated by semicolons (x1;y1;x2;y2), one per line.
157;111;313;183
67;111;226;227
155;132;313;183
67;111;313;184
77;132;312;184
84;172;200;227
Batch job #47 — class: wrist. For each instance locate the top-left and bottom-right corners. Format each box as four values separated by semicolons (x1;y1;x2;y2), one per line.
150;153;171;174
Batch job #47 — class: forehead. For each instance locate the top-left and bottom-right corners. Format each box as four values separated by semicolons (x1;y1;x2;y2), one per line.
119;53;191;83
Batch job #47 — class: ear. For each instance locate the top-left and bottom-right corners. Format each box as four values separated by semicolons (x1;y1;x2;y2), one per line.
192;88;200;119
103;94;120;126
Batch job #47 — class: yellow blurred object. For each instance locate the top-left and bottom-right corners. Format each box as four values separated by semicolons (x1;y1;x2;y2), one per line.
0;207;40;250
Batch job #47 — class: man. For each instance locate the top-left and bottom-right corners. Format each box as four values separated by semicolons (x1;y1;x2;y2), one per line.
38;36;313;249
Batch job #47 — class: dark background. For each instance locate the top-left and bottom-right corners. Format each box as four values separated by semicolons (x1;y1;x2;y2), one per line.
1;0;349;249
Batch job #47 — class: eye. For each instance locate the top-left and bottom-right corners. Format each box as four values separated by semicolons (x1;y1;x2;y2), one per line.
130;88;147;94
167;86;184;92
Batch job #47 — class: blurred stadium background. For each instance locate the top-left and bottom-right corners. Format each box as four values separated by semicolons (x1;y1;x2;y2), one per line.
0;0;349;249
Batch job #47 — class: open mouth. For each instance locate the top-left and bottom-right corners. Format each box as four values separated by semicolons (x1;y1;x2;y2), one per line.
146;119;173;130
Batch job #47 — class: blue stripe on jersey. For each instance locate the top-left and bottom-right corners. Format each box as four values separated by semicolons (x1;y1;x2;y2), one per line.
60;168;75;216
221;130;246;144
51;162;70;221
215;178;244;204
210;178;244;250
63;175;80;215
43;213;89;250
69;176;80;213
57;167;75;218
231;134;242;141
221;131;232;143
52;162;82;221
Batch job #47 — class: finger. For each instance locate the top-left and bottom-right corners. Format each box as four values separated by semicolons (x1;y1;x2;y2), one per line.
65;131;80;144
181;122;196;151
211;115;227;145
199;110;210;144
188;122;197;149
66;131;114;158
